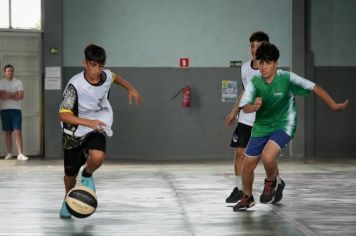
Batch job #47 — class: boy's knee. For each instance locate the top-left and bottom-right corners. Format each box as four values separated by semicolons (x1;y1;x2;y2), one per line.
244;157;259;169
88;151;105;165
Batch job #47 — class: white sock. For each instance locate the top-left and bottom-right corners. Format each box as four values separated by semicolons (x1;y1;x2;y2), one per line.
276;175;281;184
235;176;242;189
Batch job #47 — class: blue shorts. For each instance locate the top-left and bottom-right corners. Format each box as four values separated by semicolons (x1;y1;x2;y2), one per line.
1;109;22;131
245;130;291;157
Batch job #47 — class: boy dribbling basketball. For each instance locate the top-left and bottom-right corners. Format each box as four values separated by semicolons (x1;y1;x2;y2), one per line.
59;44;142;218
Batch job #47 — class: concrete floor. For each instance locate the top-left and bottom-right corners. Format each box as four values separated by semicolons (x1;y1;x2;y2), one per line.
0;158;355;236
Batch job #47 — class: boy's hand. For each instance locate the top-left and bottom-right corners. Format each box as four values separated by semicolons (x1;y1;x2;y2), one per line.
254;97;263;111
88;119;107;132
332;99;349;111
225;111;237;127
128;88;143;105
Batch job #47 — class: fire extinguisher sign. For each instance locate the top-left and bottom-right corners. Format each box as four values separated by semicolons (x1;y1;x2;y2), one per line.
179;58;189;68
222;80;238;102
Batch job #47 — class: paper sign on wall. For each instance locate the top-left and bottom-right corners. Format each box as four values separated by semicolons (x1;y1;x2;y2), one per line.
45;67;61;90
222;80;238;102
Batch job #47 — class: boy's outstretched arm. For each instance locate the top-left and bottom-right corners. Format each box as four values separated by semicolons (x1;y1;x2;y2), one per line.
313;85;349;111
113;74;143;105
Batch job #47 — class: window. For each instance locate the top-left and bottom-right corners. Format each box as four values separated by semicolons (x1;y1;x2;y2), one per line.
0;0;41;30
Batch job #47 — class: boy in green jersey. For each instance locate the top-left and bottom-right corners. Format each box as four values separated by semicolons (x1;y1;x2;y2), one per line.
234;42;349;211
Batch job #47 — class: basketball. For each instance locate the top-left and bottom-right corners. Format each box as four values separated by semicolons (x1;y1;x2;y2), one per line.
65;186;98;218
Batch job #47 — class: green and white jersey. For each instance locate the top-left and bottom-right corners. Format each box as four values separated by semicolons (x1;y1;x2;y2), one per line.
239;70;315;138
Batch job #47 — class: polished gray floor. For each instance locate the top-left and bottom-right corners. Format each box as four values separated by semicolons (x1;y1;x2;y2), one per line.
0;158;355;236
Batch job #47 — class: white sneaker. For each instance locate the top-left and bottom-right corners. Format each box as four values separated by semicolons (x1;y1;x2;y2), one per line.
17;154;29;161
4;153;13;160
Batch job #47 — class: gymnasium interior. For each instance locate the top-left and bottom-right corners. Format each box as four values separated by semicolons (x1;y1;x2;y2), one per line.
0;0;355;235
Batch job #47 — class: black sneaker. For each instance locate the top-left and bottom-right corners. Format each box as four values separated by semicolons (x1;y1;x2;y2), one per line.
233;194;256;211
272;178;286;203
260;178;277;204
226;187;243;203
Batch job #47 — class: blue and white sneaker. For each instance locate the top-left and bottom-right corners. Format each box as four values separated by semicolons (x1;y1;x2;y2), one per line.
81;176;96;192
59;200;71;219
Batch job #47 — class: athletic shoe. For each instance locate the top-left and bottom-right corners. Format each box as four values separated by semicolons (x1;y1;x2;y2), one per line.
233;194;256;211
260;178;277;203
273;178;286;203
17;154;29;161
59;200;71;219
226;187;244;203
4;153;13;160
81;176;96;192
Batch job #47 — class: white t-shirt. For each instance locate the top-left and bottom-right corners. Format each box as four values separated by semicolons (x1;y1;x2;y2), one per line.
59;69;114;137
0;78;24;110
238;60;260;126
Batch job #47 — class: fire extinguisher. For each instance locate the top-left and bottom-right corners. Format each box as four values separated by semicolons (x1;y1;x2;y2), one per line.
172;85;191;108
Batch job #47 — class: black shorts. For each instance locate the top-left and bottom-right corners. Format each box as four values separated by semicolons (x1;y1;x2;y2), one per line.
230;122;252;148
63;132;106;176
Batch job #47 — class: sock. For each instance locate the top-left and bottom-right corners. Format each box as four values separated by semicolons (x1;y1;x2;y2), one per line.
82;167;92;178
276;175;281;184
235;176;242;189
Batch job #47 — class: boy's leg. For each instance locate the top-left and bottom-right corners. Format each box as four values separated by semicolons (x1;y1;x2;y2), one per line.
226;147;244;203
233;136;267;211
234;147;245;176
85;149;105;173
60;174;77;219
260;131;290;204
259;141;280;203
226;123;251;203
81;149;105;192
232;156;259;211
81;132;106;192
60;145;86;219
241;156;260;196
64;175;77;192
261;141;280;181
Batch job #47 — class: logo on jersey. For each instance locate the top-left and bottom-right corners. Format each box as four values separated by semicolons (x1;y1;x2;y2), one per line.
274;92;283;96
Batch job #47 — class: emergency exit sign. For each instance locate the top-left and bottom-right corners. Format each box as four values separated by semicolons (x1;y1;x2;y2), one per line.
230;60;242;67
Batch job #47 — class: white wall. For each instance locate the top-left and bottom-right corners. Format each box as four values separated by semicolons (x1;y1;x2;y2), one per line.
63;0;291;67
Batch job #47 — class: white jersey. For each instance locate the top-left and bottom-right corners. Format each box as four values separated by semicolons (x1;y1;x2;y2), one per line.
60;69;114;138
238;60;260;126
0;78;24;110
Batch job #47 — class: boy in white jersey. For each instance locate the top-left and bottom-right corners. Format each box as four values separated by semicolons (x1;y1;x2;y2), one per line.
58;44;143;218
226;32;276;204
234;42;349;211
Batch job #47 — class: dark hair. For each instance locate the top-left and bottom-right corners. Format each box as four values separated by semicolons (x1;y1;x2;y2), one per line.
256;42;279;61
249;31;269;43
3;64;14;72
84;44;106;65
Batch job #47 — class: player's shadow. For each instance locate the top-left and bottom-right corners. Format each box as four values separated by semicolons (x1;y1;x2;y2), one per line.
58;222;95;236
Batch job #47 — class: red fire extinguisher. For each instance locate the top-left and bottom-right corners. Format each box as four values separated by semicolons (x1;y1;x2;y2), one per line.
172;85;191;108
